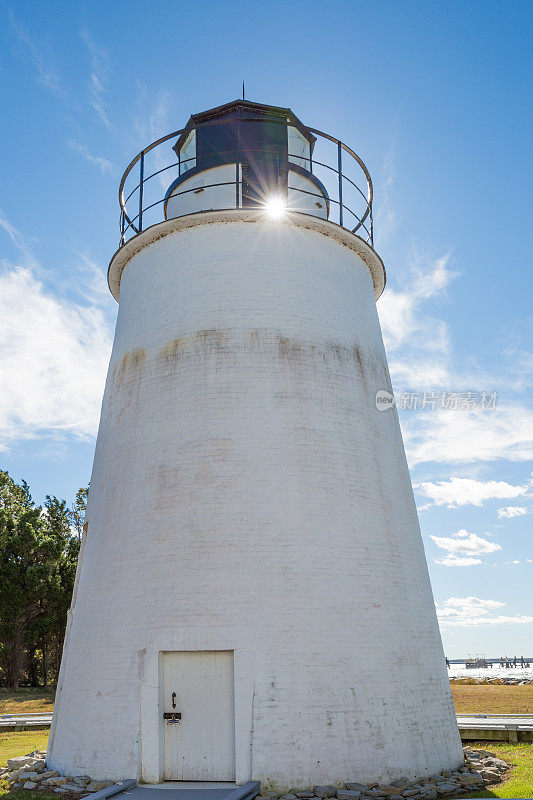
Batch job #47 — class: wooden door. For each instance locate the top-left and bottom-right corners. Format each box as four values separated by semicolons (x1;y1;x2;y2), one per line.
162;651;235;781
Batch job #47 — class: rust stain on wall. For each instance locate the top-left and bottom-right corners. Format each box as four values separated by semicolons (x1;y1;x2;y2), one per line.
278;336;305;362
111;348;146;389
151;329;386;387
196;328;229;354
161;337;187;363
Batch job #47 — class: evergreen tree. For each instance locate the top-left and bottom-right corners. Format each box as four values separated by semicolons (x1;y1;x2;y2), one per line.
0;471;85;687
69;486;89;541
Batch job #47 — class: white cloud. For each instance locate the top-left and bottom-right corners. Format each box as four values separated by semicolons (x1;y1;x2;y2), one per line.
387;358;451;389
0;265;112;449
497;506;528;519
502;339;533;393
377;254;533;470
377;253;459;392
431;529;502;556
74;252;115;307
82;30;113;130
374;135;398;244
404;403;533;466
436;555;482;567
442;596;504;612
436;596;533;627
132;89;174;190
133;87;171;146
415;477;528;508
378;254;455;354
68;140;113;174
8;10;64;96
0;211;39;267
431;529;501;566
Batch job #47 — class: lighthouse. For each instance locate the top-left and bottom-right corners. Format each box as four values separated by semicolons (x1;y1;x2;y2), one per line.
48;100;463;787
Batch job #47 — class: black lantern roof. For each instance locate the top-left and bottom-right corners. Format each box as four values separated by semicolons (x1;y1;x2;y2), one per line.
173;99;316;155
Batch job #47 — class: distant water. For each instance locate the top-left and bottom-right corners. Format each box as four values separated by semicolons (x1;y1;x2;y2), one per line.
449;661;533;680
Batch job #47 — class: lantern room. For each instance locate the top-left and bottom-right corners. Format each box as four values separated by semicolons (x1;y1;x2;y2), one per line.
164;100;329;220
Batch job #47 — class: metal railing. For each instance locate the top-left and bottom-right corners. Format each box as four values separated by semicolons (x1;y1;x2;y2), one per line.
117;117;374;248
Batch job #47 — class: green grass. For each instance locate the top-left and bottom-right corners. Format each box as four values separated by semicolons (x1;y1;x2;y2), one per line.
0;723;530;799
0;690;55;716
0;729;49;763
0;730;52;800
454;743;533;799
0;788;55;800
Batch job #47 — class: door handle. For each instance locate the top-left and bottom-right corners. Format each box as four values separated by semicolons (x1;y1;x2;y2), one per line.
172;692;176;709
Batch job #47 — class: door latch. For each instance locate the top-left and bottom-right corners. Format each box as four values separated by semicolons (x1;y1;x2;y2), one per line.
163;712;181;723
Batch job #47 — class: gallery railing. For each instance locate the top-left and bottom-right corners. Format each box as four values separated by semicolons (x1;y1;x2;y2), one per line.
117;118;374;248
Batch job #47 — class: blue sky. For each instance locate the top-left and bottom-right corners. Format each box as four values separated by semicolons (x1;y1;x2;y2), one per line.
1;0;532;657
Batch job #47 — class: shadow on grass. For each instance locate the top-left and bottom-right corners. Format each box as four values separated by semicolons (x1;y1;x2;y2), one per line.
0;689;55;715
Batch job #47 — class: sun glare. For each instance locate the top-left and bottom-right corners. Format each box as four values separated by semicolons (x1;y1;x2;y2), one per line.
264;195;286;219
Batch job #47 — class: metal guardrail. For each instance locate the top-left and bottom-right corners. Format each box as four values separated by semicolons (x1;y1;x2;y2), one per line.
117;117;374;249
457;714;533;743
0;712;53;730
4;712;532;744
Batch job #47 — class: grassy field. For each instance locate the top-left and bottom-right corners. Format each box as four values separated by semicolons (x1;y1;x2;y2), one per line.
450;685;533;795
0;730;49;764
0;732;531;798
451;683;533;714
0;691;531;798
4;685;532;716
0;730;53;800
0;690;55;716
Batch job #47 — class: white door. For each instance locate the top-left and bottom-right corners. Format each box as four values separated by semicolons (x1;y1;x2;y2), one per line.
162;651;235;780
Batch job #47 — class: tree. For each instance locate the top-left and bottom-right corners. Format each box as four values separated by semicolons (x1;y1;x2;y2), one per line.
0;472;84;687
28;495;81;687
42;496;81;685
0;471;33;516
0;476;61;686
69;486;89;540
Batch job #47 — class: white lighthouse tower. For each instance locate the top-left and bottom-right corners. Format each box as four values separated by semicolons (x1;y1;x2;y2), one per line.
48;100;463;788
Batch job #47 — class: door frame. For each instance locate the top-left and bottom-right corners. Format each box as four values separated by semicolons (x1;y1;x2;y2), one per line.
161;650;235;782
139;647;253;784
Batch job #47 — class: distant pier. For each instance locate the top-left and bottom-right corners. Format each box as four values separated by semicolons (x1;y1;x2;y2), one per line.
446;656;532;668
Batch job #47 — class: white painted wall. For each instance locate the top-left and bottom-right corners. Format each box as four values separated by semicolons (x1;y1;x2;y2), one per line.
287;171;328;218
165;166;328;220
48;219;462;787
165;164;238;219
